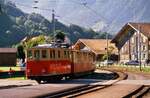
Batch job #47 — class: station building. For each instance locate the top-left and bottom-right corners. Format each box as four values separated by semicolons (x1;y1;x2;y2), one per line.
0;48;17;66
112;22;150;64
73;39;118;61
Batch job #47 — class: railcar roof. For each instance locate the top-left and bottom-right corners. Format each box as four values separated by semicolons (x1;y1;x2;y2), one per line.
28;43;69;49
27;44;92;53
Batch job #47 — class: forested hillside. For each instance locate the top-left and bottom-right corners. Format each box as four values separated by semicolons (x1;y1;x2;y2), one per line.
0;1;112;47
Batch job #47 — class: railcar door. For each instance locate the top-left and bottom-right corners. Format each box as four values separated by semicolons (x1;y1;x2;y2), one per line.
70;50;75;75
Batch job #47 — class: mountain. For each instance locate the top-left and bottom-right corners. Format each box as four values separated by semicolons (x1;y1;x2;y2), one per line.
0;1;111;47
81;0;150;33
11;0;150;34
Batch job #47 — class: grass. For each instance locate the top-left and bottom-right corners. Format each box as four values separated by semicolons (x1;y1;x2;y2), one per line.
0;66;25;79
8;77;26;80
98;64;150;73
0;66;25;72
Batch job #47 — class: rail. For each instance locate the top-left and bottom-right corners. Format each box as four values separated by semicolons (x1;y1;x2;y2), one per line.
123;85;150;98
36;70;127;98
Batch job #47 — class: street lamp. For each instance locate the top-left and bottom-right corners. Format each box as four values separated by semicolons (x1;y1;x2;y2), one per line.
138;25;142;71
106;32;109;67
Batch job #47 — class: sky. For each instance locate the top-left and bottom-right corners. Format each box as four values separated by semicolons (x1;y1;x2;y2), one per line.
11;0;99;28
9;0;150;34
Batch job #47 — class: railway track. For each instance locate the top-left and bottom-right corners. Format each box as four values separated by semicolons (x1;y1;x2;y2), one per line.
122;72;150;98
37;69;150;98
0;69;149;98
123;85;150;98
36;70;127;98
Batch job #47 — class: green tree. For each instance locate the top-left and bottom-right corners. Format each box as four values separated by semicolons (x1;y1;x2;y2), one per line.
102;46;115;61
0;0;5;15
17;44;25;63
25;35;46;48
55;30;65;42
0;4;2;14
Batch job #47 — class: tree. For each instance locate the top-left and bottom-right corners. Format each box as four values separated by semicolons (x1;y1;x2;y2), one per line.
102;46;115;61
55;30;65;42
0;4;2;14
25;35;46;48
17;44;25;63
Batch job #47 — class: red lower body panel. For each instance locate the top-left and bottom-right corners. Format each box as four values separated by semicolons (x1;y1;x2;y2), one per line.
26;60;71;77
73;63;95;73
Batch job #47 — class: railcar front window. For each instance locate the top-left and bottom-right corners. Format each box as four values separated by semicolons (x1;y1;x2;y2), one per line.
27;50;33;59
42;50;47;58
34;50;40;59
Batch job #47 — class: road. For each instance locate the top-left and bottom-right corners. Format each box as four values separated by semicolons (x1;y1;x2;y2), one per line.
0;70;115;98
76;72;150;98
0;70;149;98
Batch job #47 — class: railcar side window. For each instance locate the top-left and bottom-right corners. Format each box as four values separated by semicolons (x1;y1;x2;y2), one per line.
58;50;61;58
89;53;93;62
34;50;40;59
67;51;70;58
77;52;80;62
85;52;87;61
42;50;47;58
64;51;68;58
52;50;55;59
50;50;53;58
64;51;66;58
27;50;33;59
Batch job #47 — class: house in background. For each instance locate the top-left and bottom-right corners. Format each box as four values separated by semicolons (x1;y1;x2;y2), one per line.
0;48;17;66
112;22;150;64
73;39;118;61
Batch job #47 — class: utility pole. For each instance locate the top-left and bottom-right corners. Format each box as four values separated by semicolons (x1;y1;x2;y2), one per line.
52;9;55;42
138;25;142;71
106;32;109;67
0;4;2;14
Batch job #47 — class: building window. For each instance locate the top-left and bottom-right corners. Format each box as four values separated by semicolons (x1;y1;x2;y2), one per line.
142;53;146;60
124;46;126;52
143;37;146;43
132;55;134;60
143;45;146;51
121;47;124;53
132;46;135;53
131;37;134;43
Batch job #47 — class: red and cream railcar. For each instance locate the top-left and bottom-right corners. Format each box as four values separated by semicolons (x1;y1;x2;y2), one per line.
26;46;95;83
71;50;95;74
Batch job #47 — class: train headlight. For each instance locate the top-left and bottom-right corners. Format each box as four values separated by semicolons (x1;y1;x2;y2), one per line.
42;69;46;73
27;69;31;73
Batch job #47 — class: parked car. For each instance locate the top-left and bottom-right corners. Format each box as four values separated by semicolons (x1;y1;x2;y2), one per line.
125;60;139;65
101;60;114;65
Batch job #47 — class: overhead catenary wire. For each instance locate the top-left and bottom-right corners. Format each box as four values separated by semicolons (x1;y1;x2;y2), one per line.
69;0;110;24
0;4;2;14
12;1;89;26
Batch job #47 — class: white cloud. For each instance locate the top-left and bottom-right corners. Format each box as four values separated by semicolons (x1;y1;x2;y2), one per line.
92;21;107;32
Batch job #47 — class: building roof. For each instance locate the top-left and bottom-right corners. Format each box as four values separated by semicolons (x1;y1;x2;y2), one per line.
0;48;17;53
73;39;118;55
129;22;150;37
112;22;150;43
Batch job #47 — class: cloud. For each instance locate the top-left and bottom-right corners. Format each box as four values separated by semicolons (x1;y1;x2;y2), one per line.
10;0;150;34
92;21;107;32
